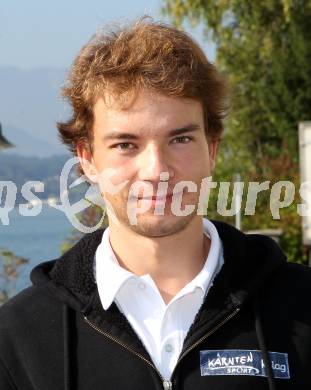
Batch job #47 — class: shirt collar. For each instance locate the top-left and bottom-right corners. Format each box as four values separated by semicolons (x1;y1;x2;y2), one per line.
186;218;222;293
95;218;223;310
95;229;136;310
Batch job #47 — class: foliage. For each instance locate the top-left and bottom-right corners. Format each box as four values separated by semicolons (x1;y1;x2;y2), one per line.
0;249;29;305
163;0;311;264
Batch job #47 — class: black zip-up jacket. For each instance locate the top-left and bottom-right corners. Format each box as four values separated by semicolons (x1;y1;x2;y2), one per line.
0;221;311;390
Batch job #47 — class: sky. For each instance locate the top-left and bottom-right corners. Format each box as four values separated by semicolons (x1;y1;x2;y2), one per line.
0;0;215;70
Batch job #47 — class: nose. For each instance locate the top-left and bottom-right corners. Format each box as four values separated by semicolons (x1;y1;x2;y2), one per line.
135;143;174;182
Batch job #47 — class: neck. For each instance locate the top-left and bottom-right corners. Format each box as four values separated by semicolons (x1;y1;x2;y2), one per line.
108;216;210;304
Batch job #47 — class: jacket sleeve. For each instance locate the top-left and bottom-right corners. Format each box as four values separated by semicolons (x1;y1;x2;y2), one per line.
0;357;16;390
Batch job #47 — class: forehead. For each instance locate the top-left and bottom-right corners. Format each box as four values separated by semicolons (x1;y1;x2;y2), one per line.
93;89;204;136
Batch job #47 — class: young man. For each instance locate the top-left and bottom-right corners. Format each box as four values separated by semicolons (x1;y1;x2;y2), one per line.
0;19;310;390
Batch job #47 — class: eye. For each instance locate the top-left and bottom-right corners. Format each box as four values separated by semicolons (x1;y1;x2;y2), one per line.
111;142;136;151
171;135;193;144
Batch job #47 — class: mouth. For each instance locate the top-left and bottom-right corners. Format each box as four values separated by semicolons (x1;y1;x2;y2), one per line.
140;194;171;200
138;192;183;201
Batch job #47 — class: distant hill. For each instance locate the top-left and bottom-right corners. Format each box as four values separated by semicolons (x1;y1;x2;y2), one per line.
0;154;87;204
2;127;68;157
0;153;68;182
0;66;69;156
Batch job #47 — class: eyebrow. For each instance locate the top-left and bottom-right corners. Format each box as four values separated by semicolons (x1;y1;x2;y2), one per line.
102;123;201;141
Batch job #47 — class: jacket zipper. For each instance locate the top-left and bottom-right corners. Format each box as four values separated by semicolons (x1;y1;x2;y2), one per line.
84;307;240;390
174;307;240;368
83;316;166;384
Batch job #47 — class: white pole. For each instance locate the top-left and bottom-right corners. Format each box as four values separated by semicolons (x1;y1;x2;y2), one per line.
235;173;242;231
299;122;311;248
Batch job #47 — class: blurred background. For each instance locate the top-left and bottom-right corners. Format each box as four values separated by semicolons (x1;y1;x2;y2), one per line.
1;0;310;303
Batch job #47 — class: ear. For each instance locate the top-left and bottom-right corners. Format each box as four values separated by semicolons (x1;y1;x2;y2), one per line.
208;139;219;172
76;141;98;183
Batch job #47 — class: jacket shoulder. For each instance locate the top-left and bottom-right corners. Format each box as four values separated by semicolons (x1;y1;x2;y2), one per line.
0;283;61;336
276;261;311;288
264;262;311;323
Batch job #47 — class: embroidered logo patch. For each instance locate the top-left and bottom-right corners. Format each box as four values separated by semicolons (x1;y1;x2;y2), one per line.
200;349;290;379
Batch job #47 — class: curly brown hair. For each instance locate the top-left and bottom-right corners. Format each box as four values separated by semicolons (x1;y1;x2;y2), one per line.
57;18;228;156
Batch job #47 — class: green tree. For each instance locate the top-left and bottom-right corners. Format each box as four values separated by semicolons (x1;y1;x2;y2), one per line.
0;249;29;305
163;0;311;263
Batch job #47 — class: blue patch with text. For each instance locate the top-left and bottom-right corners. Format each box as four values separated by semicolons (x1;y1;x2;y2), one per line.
200;349;290;379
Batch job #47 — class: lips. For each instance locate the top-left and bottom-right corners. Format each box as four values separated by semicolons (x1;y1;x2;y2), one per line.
138;192;183;201
140;194;173;200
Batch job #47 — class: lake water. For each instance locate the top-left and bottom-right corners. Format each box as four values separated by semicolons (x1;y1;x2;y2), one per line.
0;206;74;294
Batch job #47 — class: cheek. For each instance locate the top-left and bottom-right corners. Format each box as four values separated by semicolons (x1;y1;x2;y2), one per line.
93;156;137;197
175;142;211;172
196;145;213;175
176;152;211;180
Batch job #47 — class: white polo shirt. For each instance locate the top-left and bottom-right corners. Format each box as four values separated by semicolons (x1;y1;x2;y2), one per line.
94;218;224;380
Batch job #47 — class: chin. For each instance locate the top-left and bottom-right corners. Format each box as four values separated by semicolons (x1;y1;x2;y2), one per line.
125;212;196;238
